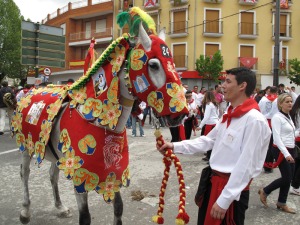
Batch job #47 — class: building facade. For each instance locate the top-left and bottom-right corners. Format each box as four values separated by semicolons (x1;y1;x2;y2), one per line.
43;0;300;91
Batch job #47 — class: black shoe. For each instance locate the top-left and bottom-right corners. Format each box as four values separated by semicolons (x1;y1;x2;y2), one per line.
0;132;4;135
202;157;209;161
264;168;273;174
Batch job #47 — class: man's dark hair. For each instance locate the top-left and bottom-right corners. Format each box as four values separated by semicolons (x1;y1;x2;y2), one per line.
269;86;278;94
225;67;256;97
185;90;192;95
279;83;285;88
67;78;75;83
215;84;220;90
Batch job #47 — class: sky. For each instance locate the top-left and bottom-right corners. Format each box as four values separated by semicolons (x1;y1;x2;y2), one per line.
14;0;77;23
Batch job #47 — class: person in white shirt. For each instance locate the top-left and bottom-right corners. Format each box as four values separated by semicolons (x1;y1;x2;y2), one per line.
157;67;271;225
259;93;296;214
184;90;198;140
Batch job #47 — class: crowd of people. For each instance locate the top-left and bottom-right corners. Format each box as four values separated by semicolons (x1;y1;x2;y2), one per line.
2;67;300;224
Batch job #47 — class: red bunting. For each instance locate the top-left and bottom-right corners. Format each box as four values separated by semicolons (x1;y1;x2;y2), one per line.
239;57;258;68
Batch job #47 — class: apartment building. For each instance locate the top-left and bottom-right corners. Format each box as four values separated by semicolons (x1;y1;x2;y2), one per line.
44;0;300;90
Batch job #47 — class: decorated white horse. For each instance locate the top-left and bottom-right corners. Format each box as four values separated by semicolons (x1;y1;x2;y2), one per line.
12;7;189;225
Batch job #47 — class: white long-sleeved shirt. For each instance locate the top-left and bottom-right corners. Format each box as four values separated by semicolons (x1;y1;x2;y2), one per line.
271;112;295;158
258;96;277;119
199;102;219;129
173;108;271;210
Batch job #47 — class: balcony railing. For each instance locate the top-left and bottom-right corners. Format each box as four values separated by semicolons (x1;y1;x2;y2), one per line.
119;0;134;10
143;0;160;9
69;28;113;41
271;58;289;72
203;20;223;37
238;22;259;39
203;0;223;3
72;0;88;9
173;55;188;69
272;24;292;41
239;0;259;5
170;0;189;6
169;21;188;37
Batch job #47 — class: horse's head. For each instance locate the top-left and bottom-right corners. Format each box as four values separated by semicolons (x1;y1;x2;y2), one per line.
125;24;189;127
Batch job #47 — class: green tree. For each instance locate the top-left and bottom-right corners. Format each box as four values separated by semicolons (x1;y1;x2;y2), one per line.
195;50;224;86
0;0;24;81
288;58;300;86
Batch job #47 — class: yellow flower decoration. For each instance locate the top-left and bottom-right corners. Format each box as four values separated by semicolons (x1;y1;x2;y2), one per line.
82;98;103;119
167;83;187;113
130;49;147;71
39;120;52;143
78;134;97;155
58;129;71;153
47;98;63;121
110;44;126;74
17;95;32;112
147;91;164;113
56;148;84;180
34;141;46;164
16;133;26;152
122;167;130;187
98;100;122;129
73;168;99;192
11;111;22;132
107;77;119;104
26;133;35;157
69;87;87;108
95;172;122;203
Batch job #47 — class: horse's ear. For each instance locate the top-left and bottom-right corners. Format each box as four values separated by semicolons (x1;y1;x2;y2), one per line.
138;22;152;52
158;27;166;42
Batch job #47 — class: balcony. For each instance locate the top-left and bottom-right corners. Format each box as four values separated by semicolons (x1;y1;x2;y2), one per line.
69;28;113;46
271;58;289;74
118;0;134;10
170;0;189;6
272;0;292;8
203;20;223;37
169;21;188;38
272;24;292;41
238;22;258;39
238;57;258;71
143;0;160;10
239;0;259;5
203;0;223;3
173;55;188;70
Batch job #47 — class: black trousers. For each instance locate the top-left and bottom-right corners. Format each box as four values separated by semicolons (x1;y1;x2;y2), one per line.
292;141;300;189
264;147;295;203
197;181;249;225
184;117;193;140
264;134;274;171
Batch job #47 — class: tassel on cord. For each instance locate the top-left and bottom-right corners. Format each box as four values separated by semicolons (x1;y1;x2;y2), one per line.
152;128;190;225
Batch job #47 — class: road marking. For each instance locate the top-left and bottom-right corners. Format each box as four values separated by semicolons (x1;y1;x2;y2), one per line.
0;148;19;155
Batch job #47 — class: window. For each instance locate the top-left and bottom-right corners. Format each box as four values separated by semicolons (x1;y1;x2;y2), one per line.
205;9;220;33
172;10;187;34
85;22;91;39
173;44;187;68
239;45;257;69
60;23;66;36
205;43;220;57
96;19;106;33
240;12;254;35
272;12;292;40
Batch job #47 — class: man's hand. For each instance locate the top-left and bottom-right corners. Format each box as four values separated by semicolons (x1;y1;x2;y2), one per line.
286;155;295;163
156;142;174;155
210;202;226;220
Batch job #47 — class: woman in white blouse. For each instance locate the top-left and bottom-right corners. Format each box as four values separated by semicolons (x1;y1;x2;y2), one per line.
197;91;219;161
259;93;296;213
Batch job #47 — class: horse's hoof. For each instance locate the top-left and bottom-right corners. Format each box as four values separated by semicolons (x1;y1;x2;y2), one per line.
57;208;72;218
19;214;30;224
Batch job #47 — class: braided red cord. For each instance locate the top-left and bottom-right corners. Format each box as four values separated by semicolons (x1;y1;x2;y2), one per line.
152;130;189;225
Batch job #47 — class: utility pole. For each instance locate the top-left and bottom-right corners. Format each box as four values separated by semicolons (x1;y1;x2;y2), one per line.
273;0;280;86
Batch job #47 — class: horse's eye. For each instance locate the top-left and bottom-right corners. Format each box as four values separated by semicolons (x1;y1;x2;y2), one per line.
149;62;159;70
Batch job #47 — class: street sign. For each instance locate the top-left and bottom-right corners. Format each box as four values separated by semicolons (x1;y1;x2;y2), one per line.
43;68;51;76
21;21;65;69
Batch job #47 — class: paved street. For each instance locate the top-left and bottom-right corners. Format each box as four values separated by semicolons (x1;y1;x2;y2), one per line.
0;116;300;225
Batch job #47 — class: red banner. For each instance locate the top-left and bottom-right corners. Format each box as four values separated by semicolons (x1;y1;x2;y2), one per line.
280;0;289;9
144;0;156;7
239;57;258;68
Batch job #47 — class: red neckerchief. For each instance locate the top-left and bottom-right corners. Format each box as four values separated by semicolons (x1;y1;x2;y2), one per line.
221;98;260;128
266;94;277;102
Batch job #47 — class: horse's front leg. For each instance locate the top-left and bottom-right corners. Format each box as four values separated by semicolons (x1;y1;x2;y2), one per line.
113;191;123;225
49;162;71;218
74;191;91;225
19;153;31;224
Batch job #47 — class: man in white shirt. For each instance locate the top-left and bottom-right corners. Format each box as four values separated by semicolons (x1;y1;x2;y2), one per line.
157;67;271;225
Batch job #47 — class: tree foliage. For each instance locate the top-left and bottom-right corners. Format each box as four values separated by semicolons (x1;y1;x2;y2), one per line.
0;0;25;81
195;50;224;83
288;58;300;86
